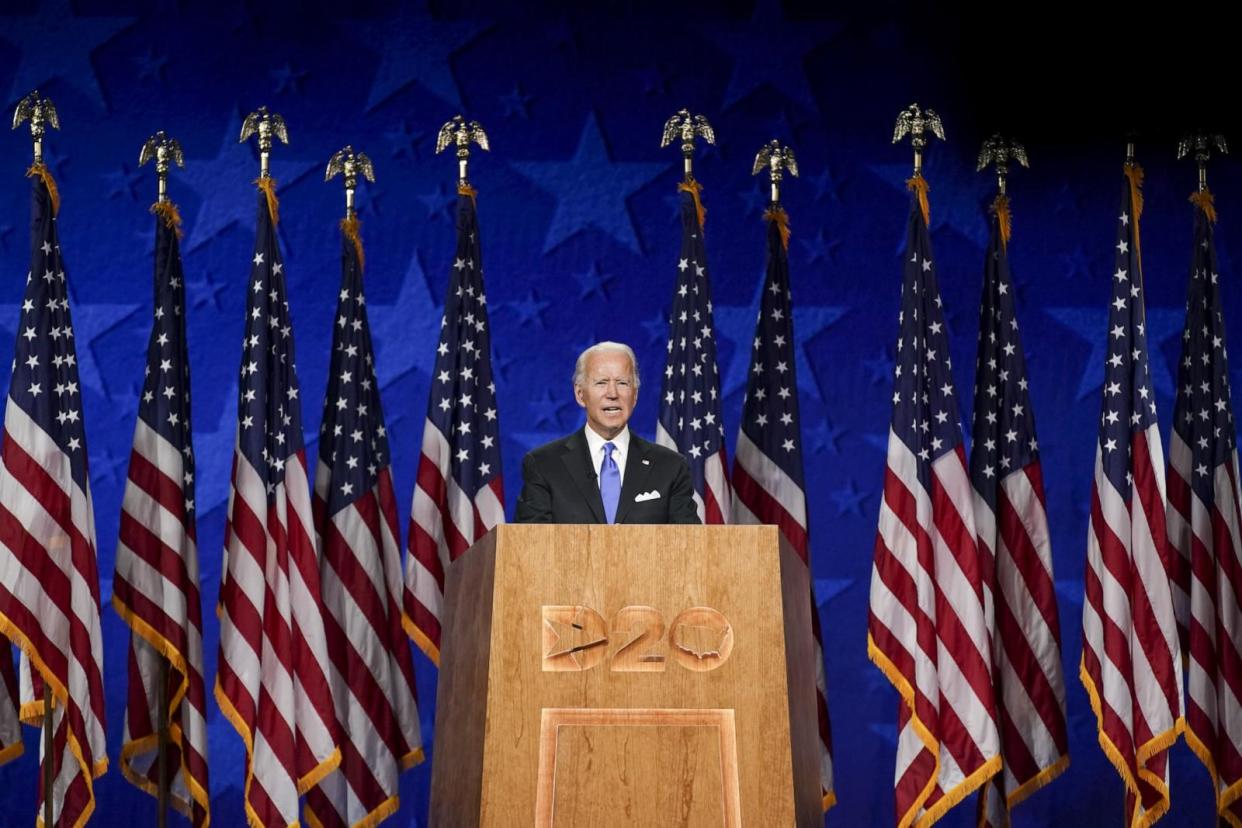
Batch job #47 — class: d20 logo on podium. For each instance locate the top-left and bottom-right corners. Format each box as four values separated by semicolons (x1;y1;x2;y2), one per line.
542;605;733;672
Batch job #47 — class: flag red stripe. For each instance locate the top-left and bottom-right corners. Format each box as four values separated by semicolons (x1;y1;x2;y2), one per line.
126;449;189;526
732;461;809;558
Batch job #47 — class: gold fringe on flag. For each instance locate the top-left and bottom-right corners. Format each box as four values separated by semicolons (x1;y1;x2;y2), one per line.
150;200;184;238
341;215;365;270
26;162;60;216
991;193;1012;249
458;181;478;207
678;178;707;230
255;176;280;225
1190;187;1218;224
763;205;791;251
906;172;930;226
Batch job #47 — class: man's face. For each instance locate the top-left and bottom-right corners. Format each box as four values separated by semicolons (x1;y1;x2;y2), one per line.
575;350;638;440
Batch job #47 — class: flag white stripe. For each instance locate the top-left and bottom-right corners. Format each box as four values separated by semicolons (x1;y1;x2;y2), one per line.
734;430;807;526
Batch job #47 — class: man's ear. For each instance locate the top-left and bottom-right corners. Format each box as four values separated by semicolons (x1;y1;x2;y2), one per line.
574;383;586;408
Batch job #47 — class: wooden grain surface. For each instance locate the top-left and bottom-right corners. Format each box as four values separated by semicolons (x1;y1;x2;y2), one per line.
430;524;818;827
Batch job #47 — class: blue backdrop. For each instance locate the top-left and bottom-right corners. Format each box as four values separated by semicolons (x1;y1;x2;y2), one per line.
0;1;1231;825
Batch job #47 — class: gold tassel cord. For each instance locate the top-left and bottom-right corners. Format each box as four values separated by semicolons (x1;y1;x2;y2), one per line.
458;181;478;207
341;215;365;270
678;178;707;230
763;206;791;251
254;177;281;225
1125;162;1145;263
150;201;184;238
1124;162;1145;222
991;193;1012;250
26;162;60;216
906;173;930;227
1190;188;1218;224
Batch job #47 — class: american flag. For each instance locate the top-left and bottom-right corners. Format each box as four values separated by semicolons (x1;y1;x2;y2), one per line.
1079;164;1183;828
731;206;835;810
111;201;210;825
306;221;424;827
868;180;1001;828
657;180;731;523
1166;189;1241;825
215;187;341;827
968;197;1068;825
404;185;505;663
0;168;108;826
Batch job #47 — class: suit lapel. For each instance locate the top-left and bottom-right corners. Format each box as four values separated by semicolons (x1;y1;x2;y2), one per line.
614;434;655;524
560;430;606;523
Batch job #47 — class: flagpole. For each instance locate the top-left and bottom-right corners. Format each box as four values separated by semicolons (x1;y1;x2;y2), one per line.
660;108;715;183
977;134;1029;198
435;115;490;190
1177;131;1228;194
325;145;375;221
42;684;53;828
752;139;798;206
892;103;944;227
138;129;184;828
13;89;61;828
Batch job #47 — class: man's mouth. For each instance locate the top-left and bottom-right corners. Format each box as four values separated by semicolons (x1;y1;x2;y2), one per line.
602;406;622;414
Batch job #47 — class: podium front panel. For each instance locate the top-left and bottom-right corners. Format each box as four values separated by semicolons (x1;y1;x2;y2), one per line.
431;524;819;827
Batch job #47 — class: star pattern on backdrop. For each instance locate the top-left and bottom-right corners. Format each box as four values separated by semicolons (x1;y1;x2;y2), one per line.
368;250;444;391
0;0;134;108
697;0;839;111
862;347;894;386
808;164;845;204
511;113;670;254
68;295;143;398
1046;304;1182;399
352;2;488;112
190;384;237;517
179;115;318;251
500;290;550;326
384;120;426;161
132;47;168;83
830;479;867;516
416;181;453;222
807;417;846;456
104;163;144;201
738;185;768;219
641;308;669;345
813;577;855;610
1062;245;1096;281
269;62;307;95
499;83;533;120
799;227;839;265
573;261;614;300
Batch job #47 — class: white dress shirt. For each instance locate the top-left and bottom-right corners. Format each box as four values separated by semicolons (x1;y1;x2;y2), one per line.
584;424;630;487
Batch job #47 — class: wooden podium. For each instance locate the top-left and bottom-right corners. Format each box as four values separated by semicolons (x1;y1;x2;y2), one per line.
429;525;821;827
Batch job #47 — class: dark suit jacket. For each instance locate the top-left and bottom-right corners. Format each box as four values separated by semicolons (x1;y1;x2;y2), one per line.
515;429;700;524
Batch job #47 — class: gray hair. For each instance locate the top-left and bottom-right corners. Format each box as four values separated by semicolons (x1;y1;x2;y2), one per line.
572;341;640;390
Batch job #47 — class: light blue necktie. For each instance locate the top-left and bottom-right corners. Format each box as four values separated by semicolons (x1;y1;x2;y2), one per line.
600;441;621;524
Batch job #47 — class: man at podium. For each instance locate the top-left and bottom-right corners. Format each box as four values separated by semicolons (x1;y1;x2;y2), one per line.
515;341;699;524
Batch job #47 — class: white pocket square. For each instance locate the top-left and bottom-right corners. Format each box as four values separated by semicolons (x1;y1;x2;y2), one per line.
634;490;661;502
